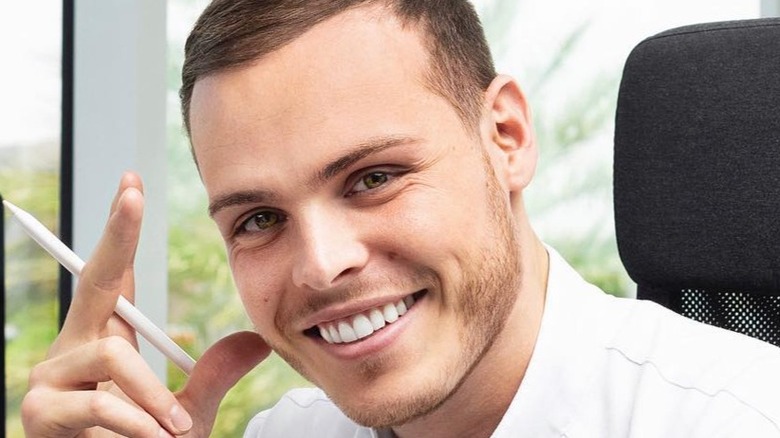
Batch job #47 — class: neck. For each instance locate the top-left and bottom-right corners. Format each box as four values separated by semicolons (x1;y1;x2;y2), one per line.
392;225;549;438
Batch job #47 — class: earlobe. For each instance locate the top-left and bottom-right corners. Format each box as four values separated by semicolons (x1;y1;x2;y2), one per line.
481;75;538;192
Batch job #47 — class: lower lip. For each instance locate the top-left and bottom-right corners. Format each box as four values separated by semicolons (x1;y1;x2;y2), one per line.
314;297;421;360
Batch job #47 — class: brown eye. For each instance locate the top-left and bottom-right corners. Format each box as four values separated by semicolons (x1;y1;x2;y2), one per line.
242;211;282;232
357;172;388;191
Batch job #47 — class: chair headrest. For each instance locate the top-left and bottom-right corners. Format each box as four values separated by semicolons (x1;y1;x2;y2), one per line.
614;18;780;294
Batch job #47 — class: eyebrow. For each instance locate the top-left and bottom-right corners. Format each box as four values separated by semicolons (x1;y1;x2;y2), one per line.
208;135;419;218
310;135;419;188
209;189;279;217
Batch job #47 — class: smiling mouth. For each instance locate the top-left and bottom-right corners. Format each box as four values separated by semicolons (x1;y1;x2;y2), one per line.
305;290;426;345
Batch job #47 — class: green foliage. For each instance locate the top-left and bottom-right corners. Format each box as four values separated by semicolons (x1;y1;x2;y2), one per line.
480;1;632;297
1;167;60;434
480;0;523;60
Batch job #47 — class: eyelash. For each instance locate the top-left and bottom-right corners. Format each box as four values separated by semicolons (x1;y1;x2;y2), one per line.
345;168;400;197
235;209;287;236
233;167;404;237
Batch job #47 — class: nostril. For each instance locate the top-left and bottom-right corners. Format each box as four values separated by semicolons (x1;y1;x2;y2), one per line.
333;266;358;284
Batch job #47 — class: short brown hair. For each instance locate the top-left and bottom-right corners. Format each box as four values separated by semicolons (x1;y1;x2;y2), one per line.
180;0;497;137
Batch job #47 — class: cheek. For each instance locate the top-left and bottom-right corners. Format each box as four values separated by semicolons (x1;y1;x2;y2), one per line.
230;251;285;332
380;175;493;260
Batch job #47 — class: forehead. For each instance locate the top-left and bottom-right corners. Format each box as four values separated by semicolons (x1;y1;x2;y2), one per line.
189;5;458;197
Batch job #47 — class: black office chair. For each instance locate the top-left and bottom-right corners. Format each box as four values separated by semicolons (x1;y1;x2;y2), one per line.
614;18;780;347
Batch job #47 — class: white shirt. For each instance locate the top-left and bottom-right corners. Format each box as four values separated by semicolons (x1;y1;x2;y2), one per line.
244;248;780;437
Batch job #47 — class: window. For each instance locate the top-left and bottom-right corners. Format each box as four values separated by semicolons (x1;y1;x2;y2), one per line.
2;0;769;435
478;0;762;296
1;1;62;435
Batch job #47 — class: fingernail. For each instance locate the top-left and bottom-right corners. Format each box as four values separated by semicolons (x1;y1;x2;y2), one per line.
170;404;193;432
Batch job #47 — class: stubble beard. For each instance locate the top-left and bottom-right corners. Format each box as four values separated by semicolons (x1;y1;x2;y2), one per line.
268;157;523;429
342;163;523;428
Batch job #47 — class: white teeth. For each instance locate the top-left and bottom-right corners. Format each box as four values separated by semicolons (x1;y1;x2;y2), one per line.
319;326;333;343
368;308;386;330
396;300;407;316
382;303;399;323
328;325;342;343
338;321;357;343
317;295;419;345
352;314;374;339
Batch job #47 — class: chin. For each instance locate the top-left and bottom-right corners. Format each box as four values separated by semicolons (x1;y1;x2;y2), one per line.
331;384;449;428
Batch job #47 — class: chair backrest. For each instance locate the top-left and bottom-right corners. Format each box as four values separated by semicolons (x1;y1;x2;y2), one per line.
614;18;780;347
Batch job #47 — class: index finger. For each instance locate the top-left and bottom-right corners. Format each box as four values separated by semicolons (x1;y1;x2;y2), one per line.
59;183;144;344
110;172;144;213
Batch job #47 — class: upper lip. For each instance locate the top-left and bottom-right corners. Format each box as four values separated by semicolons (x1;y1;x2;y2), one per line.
299;291;418;331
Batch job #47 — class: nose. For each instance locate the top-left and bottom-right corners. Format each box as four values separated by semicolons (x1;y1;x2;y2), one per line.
291;206;369;291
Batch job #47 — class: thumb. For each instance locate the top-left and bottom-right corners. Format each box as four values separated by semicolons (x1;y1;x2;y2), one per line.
177;331;271;431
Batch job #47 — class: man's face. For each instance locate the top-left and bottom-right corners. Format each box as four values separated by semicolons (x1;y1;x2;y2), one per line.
190;7;521;428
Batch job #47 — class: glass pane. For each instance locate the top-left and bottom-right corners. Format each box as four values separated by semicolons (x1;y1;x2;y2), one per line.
0;1;62;436
474;0;760;297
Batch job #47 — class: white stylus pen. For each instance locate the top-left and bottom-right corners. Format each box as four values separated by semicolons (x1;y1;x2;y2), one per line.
3;199;196;375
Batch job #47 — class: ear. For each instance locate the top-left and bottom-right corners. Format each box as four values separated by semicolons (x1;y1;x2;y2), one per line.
480;74;537;192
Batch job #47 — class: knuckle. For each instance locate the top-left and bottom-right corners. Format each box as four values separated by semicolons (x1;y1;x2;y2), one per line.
80;258;130;295
87;390;114;419
21;388;49;425
146;385;175;409
87;272;124;295
27;362;49;388
96;336;133;366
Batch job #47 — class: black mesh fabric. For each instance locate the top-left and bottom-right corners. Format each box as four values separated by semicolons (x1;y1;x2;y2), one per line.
679;288;780;347
639;283;780;347
614;18;780;344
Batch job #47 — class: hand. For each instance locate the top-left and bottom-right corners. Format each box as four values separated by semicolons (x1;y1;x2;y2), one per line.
21;173;271;437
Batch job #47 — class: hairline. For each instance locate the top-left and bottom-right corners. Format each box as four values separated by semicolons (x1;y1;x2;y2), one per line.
183;2;489;164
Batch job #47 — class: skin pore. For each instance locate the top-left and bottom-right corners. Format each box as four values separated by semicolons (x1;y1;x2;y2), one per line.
189;5;549;438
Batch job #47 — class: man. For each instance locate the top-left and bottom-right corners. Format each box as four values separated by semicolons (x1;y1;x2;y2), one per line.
22;0;780;437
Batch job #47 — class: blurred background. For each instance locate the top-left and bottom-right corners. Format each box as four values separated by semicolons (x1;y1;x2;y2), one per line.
2;0;774;435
